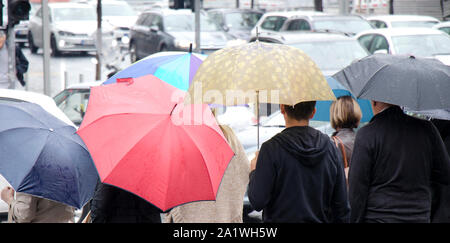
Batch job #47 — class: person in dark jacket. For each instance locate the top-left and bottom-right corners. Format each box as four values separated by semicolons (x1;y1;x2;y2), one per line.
248;101;350;223
90;182;162;223
430;118;450;223
349;102;450;223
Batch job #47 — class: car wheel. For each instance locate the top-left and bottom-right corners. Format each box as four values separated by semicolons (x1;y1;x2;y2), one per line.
50;34;62;57
129;42;139;63
28;32;38;54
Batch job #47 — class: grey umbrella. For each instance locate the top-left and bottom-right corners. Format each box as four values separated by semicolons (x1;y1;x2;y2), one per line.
333;54;450;111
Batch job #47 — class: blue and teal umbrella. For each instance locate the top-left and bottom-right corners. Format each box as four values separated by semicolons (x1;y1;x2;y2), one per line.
103;51;207;91
313;76;373;122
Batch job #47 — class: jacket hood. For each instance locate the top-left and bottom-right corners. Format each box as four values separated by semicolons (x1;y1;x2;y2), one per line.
272;126;329;167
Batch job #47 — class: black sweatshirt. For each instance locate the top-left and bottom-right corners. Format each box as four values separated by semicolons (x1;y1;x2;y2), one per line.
248;126;350;223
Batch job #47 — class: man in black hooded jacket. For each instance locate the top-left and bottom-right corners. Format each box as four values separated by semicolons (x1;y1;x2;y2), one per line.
248;101;350;223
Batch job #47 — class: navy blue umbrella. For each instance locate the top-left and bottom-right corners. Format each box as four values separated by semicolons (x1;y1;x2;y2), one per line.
0;101;98;209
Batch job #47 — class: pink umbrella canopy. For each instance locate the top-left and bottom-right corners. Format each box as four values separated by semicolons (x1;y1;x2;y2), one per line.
77;74;234;212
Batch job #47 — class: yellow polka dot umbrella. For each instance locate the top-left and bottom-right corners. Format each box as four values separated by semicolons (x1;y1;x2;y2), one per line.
186;41;336;147
187;41;335;106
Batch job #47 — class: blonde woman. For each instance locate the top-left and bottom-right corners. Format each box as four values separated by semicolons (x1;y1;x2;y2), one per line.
330;96;362;179
164;108;250;223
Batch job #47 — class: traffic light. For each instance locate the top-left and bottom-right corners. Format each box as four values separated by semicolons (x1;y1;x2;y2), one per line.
7;0;30;27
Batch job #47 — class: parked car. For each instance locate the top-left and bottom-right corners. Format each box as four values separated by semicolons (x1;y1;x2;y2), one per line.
28;2;114;56
433;21;450;35
250;10;327;38
207;8;263;41
53;81;102;127
367;15;440;29
253;31;370;76
216;106;257;132
0;89;75;222
129;9;238;62
88;0;138;50
356;27;450;65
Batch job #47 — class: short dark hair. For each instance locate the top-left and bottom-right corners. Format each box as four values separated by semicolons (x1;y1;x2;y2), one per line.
283;101;316;121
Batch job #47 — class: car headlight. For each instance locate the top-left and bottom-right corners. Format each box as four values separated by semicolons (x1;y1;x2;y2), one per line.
121;36;130;44
226;39;247;47
58;31;75;37
175;39;195;49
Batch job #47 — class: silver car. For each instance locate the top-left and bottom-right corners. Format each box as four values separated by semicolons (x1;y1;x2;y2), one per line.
28;2;113;56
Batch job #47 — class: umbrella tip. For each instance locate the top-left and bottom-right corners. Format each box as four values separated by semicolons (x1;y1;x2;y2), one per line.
189;43;193;53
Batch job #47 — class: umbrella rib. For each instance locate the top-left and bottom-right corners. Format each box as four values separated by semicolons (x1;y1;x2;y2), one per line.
178;126;214;202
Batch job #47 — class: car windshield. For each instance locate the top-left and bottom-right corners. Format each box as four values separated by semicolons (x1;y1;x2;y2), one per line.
52;7;96;21
224;12;262;30
165;14;221;32
391;21;439;28
312;19;373;34
289;40;369;73
392;34;450;56
102;3;135;17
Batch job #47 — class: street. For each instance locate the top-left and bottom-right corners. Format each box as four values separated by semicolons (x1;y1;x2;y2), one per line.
16;47;128;97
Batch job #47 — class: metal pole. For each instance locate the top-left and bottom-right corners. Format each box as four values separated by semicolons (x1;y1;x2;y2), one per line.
42;0;51;96
96;0;102;81
256;90;260;149
194;0;200;53
7;27;15;89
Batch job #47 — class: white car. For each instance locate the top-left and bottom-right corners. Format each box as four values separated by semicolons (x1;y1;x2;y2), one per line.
367;15;440;29
216;106;257;133
27;2;114;56
53;81;103;127
250;10;327;39
0;89;75;222
356;27;450;65
88;0;138;50
433;21;450;35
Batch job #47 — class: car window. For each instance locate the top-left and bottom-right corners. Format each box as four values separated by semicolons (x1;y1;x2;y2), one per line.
438;27;450;35
54;89;90;126
164;13;220;32
391;21;440;28
392;34;450;56
52;7;96;21
370;35;389;53
151;15;163;31
208;12;224;26
224;12;262;30
312;19;373;34
143;14;154;27
370;20;387;28
102;3;135;17
260;16;287;31
358;34;374;52
286;19;311;31
36;7;42;18
136;13;149;25
290;40;369;72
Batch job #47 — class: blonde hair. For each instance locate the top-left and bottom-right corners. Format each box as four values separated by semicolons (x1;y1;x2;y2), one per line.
330;96;362;129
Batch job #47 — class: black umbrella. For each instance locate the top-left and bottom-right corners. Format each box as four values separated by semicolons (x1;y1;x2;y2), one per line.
333;54;450;111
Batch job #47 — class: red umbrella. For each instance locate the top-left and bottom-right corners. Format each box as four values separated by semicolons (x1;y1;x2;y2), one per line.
77;75;234;212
